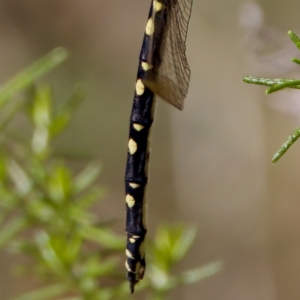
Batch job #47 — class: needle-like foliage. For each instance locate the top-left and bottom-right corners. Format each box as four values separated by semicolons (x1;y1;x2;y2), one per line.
243;31;300;163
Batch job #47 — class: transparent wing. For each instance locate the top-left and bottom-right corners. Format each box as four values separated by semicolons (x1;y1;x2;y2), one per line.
143;0;193;110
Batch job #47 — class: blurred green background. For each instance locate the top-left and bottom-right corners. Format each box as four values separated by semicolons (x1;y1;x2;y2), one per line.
1;0;300;299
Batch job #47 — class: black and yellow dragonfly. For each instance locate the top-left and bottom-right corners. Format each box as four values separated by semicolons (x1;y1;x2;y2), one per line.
124;0;193;293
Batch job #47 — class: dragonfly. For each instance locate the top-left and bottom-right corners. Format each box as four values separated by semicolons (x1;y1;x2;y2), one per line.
124;0;193;293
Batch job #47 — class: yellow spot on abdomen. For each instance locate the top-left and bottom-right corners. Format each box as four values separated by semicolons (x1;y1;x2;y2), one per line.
125;261;133;272
145;18;154;35
129;238;136;243
129;182;141;189
126;194;135;208
133;123;145;131
128;139;137;154
126;249;134;259
154;0;163;12
135;79;145;96
141;62;153;71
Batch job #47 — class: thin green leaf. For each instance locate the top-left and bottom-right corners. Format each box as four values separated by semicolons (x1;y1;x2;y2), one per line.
47;164;71;205
27;198;55;222
11;284;70;300
288;31;300;50
49;112;71;137
50;84;86;137
73;162;102;194
31;85;52;127
0;154;7;181
0;217;27;249
80;226;124;250
149;266;177;291
0;187;19;209
179;261;223;285
55;83;86;114
152;224;197;270
243;76;300;89
0;98;26;131
90;289;115;300
266;80;300;94
7;159;32;196
35;231;65;273
0;47;68;108
7;240;36;255
272;127;300;163
30;85;53;156
113;281;138;297
292;58;300;65
170;226;197;262
83;255;118;277
75;187;105;210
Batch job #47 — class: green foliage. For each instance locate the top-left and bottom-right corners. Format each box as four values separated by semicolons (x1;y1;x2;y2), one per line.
142;225;222;300
0;49;221;300
243;30;300;163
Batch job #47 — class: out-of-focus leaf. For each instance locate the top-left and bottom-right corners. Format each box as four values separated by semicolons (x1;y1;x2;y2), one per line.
148;262;222;294
49;112;71;138
7;159;31;196
91;289;115;300
292;58;300;64
73;162;102;194
30;85;52;156
0;217;27;249
83;255;118;278
63;234;82;265
75;187;105;210
0;186;18;209
0;47;68;108
35;231;65;274
50;84;86;137
31;85;52;127
47;164;71;205
149;266;176;291
31;127;49;158
178;261;223;284
0;154;7;181
152;224;197;271
66;206;93;225
27;198;55;222
80;226;124;250
78;276;96;293
28;157;47;184
0;98;25;131
55;83;86;114
11;283;70;300
112;281;144;298
169;226;197;262
7;240;36;255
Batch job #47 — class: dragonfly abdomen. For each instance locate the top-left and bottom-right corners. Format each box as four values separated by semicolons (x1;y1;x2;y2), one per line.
124;0;192;293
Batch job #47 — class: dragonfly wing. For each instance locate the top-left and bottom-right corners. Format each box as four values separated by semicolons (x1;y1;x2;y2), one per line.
143;0;193;110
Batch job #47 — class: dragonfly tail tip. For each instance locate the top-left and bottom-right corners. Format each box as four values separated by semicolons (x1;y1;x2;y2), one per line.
130;281;135;294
